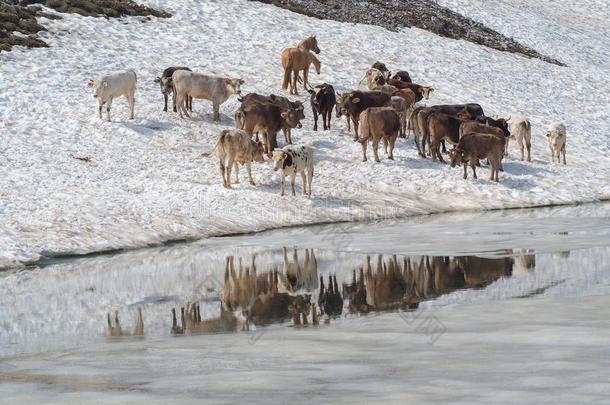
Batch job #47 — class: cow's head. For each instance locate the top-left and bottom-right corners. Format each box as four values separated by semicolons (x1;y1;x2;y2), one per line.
272;150;292;171
250;140;265;163
335;92;350;118
225;78;244;95
449;148;465;167
280;109;303;129
289;100;306;120
420;87;434;100
88;79;107;100
155;76;173;95
455;110;471;120
496;117;511;137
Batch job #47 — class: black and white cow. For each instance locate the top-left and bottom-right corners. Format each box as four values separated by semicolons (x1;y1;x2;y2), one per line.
272;145;314;197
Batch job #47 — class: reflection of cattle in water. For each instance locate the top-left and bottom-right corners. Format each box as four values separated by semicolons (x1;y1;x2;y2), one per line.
344;254;520;314
171;251;318;335
319;274;343;317
278;247;318;294
164;249;533;336
107;308;144;337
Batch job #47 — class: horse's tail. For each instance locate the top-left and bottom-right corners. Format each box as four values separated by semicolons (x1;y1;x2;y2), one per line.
282;56;293;90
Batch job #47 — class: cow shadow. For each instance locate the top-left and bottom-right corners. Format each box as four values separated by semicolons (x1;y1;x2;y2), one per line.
123;119;178;136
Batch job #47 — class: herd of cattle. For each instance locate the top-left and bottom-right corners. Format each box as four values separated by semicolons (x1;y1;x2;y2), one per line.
87;35;568;193
106;248;534;337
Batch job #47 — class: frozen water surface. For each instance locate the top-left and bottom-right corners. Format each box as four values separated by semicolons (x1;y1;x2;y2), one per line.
1;203;609;403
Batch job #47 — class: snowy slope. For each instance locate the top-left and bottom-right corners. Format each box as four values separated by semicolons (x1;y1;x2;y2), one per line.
1;0;609;268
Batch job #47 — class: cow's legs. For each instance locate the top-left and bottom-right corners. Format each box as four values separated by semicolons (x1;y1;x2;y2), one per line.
219;159;228;188
526;137;532;162
225;156;235;188
300;172;307;196
279;172;286;196
290;172;297;196
388;136;397;160
471;162;477;179
307;167;313;197
106;97;113;121
213;101;220;122
325;111;331;130
98;101;103;119
562;145;566;165
352;117;359;141
463;163;468;179
372;139;381;163
361;141;368;162
313;109;319;131
127;92;135;120
436;142;446;163
164;93;169;112
233;162;240;184
188;96;193;112
246;162;256;185
346;114;351;132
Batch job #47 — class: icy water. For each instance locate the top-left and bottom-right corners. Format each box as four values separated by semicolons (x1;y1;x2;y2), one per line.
1;203;610;404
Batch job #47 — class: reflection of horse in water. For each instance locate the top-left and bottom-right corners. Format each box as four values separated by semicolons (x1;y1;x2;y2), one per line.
343;254;517;314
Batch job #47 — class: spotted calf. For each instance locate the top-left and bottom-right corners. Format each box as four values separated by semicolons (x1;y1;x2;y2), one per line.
272;145;314;197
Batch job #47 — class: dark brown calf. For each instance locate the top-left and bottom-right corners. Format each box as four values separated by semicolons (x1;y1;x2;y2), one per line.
450;133;505;182
427;113;466;162
237;93;305;144
240;103;303;156
336;91;391;141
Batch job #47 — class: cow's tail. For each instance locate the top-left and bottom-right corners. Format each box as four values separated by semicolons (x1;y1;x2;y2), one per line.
234;108;244;129
130;69;137;83
357;113;370;144
524;120;531;132
202;133;224;157
282;58;293;90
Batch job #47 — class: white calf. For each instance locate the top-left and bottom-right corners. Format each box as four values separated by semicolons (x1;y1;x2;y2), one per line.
546;122;566;164
272;145;314;197
88;70;137;121
507;116;532;161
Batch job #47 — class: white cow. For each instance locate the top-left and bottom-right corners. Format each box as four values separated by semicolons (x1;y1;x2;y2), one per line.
546;122;566;164
172;70;243;121
87;70;137;121
272;144;314;197
507;116;532;161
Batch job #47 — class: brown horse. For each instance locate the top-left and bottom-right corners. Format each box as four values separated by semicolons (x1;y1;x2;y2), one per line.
281;35;321;95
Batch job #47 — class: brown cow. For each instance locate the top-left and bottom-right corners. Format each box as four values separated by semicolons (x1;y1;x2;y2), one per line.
357;107;401;162
450;133;505;182
427;113;466;162
239;103;303;156
236;93;305;144
336;91;391;141
416;104;486;157
387;80;433;102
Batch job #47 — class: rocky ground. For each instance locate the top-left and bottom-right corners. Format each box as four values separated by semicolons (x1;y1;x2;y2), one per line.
0;0;170;52
251;0;565;66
